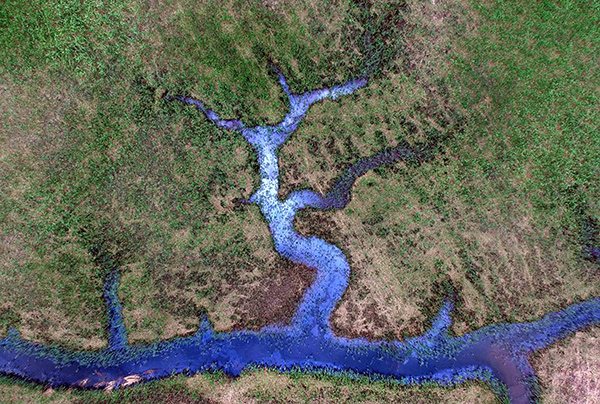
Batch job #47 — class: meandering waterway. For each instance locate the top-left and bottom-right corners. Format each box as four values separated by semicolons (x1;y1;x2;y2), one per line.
2;68;600;404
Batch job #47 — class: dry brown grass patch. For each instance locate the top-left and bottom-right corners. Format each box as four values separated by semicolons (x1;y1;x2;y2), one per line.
185;368;498;403
531;327;600;404
0;240;106;349
0;384;78;404
120;206;315;342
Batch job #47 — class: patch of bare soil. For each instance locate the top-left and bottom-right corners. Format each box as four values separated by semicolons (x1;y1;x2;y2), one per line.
234;259;316;330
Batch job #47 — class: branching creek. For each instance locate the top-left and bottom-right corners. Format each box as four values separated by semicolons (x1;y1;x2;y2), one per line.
1;67;599;404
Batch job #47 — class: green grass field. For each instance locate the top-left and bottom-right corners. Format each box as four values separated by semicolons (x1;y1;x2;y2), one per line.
1;0;599;402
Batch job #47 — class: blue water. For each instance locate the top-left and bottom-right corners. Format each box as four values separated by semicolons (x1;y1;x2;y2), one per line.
2;68;600;404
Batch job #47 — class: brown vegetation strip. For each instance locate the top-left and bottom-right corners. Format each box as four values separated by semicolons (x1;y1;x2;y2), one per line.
235;259;316;330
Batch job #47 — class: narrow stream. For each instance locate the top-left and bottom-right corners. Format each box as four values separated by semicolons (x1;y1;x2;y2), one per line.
2;69;599;404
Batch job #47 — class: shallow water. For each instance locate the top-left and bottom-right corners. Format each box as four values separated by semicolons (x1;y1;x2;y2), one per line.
2;69;600;404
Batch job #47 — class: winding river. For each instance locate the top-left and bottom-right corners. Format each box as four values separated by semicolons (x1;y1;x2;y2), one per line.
1;68;600;404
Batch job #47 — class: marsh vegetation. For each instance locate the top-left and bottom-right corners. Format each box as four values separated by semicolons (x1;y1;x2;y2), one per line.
1;0;599;402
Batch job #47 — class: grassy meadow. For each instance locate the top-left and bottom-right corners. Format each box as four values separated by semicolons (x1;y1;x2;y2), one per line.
1;0;599;402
